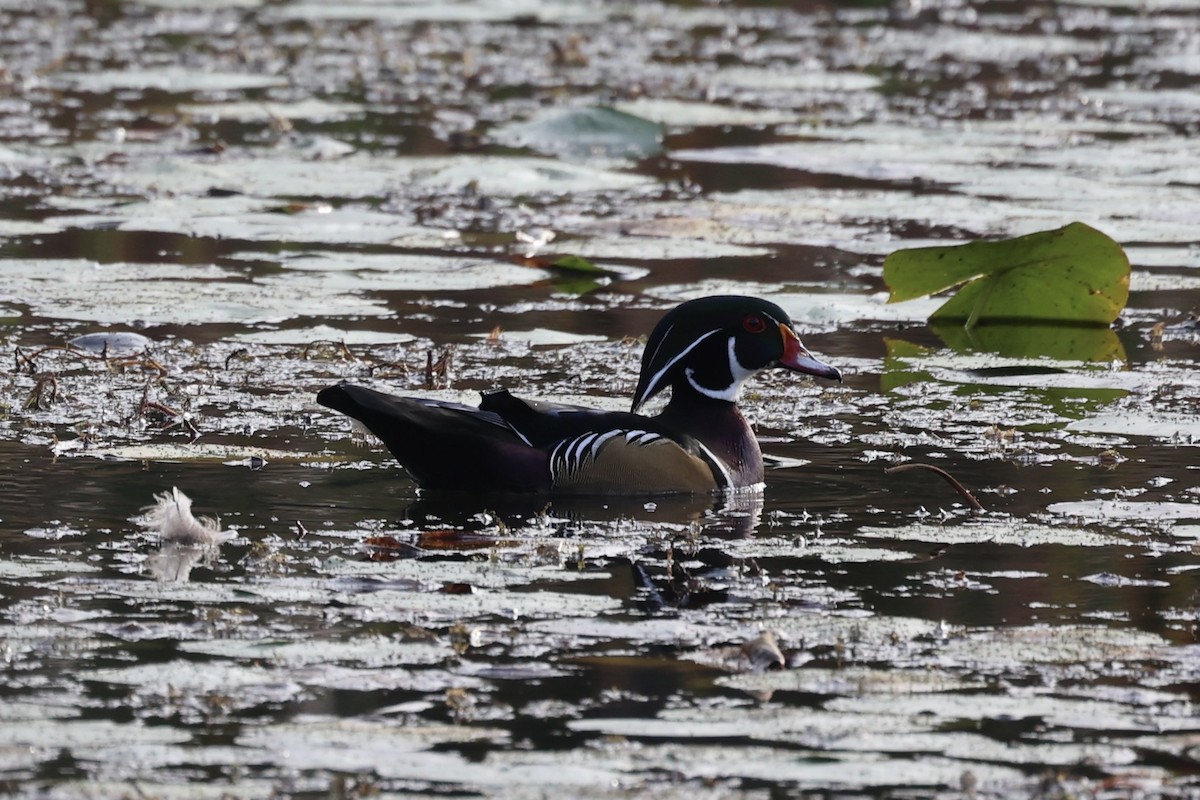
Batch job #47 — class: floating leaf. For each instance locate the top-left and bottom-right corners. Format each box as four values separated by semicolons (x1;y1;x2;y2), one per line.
550;255;605;274
513;252;615;295
884;222;1130;328
68;331;153;354
493;106;663;161
514;253;606;275
364;535;422;561
416;530;511;551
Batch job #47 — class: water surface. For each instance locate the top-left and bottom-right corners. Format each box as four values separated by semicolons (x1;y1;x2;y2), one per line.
1;0;1198;797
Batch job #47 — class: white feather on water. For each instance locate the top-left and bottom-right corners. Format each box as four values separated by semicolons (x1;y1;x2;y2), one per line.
139;487;236;547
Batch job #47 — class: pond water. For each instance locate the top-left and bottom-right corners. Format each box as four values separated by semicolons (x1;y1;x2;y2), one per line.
1;0;1199;797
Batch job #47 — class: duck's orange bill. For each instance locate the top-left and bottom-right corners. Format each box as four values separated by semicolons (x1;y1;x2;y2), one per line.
778;323;842;382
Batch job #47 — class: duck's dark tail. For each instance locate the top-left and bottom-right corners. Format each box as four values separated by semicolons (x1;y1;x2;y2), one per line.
317;383;547;492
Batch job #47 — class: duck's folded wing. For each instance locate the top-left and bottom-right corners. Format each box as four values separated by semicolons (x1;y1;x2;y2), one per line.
548;429;719;495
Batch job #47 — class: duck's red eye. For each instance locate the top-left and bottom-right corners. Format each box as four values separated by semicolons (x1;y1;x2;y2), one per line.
742;314;766;333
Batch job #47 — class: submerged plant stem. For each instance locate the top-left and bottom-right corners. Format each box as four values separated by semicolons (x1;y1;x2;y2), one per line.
885;463;985;512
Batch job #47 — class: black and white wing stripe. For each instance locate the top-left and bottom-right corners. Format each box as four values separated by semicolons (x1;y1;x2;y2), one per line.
547;428;722;494
548;429;663;483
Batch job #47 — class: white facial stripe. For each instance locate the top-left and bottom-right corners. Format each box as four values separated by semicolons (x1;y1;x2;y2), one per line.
726;335;754;383
642;323;673;376
686;368;737;401
635;328;722;408
684;336;755;402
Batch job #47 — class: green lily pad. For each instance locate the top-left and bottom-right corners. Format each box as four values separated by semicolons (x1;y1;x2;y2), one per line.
884;222;1131;328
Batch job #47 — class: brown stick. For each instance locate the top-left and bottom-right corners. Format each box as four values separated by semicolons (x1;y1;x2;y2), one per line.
139;393;201;441
14;344;164;376
108;355;167;376
14;344;102;374
885;463;985;512
224;348;249;370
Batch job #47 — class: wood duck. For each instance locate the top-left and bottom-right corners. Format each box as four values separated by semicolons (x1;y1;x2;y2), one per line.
317;295;841;494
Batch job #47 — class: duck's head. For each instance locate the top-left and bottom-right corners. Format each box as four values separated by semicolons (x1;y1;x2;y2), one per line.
631;295;842;412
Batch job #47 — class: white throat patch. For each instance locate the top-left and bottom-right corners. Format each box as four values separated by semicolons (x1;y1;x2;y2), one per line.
685;336;754;402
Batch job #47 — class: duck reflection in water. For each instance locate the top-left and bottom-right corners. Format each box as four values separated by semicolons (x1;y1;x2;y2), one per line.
398;484;767;539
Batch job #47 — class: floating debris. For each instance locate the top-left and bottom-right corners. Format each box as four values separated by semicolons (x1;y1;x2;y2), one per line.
68;331;153;355
137;487;236;547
